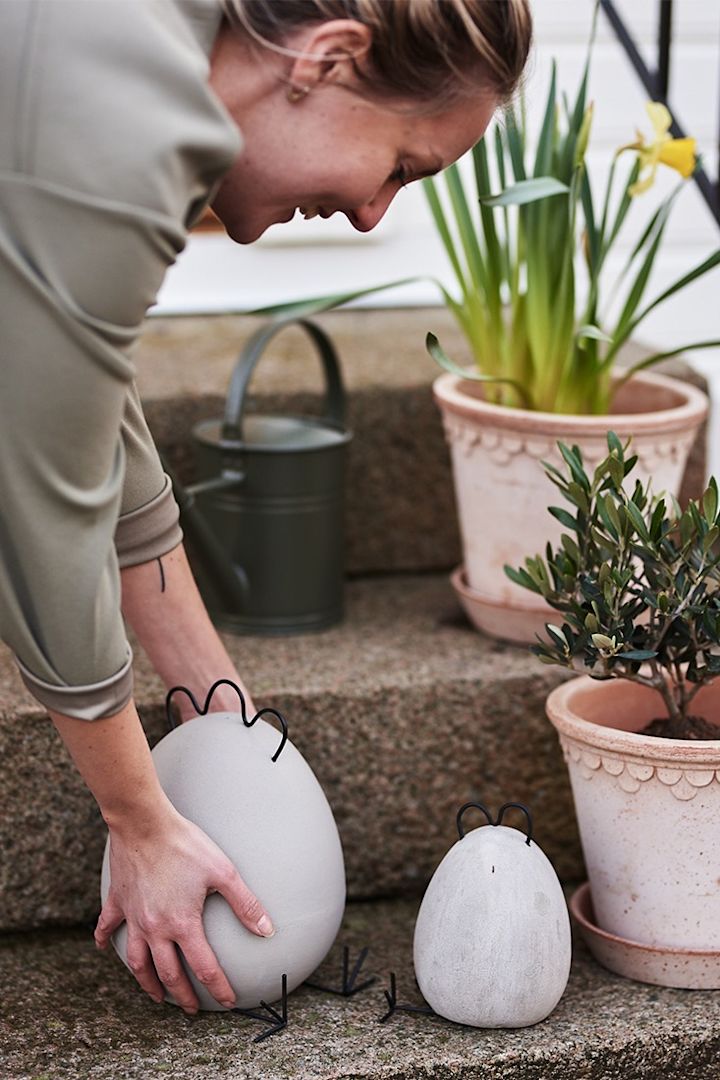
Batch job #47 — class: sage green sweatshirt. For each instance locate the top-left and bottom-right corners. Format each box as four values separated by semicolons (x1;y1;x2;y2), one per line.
0;0;241;719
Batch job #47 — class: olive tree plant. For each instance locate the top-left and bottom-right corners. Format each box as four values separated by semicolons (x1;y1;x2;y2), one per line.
506;433;720;739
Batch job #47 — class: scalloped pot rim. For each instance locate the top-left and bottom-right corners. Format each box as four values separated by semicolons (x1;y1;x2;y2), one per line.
545;675;720;765
432;368;708;438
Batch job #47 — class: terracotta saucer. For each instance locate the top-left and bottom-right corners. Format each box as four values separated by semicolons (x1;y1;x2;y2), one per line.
570;882;720;990
449;565;563;644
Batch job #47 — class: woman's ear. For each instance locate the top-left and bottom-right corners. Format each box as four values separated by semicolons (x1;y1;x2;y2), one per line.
287;19;372;91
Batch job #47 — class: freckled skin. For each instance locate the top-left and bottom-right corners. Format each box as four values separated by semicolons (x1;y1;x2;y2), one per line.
208;20;498;243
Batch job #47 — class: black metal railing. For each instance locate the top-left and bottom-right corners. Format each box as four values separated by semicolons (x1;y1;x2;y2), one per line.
599;0;720;229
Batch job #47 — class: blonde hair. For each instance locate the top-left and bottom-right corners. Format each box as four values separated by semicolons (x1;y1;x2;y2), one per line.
221;0;533;106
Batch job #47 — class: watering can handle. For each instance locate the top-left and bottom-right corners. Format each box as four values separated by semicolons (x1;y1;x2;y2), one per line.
222;318;345;442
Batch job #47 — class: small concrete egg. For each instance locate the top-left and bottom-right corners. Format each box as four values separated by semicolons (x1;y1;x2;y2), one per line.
101;709;346;1011
413;805;571;1028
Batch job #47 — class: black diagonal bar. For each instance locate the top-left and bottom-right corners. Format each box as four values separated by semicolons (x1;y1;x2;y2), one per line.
599;0;719;227
658;0;673;101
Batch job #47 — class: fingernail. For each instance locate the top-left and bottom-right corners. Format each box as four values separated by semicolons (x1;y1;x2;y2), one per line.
152;994;164;1004
221;998;235;1009
257;915;275;938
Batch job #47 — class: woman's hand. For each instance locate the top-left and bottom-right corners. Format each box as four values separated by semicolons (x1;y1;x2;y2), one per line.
50;699;272;1013
95;804;274;1012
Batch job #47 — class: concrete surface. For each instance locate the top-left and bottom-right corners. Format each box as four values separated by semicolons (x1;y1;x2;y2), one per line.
133;310;708;577
2;898;720;1080
0;573;578;931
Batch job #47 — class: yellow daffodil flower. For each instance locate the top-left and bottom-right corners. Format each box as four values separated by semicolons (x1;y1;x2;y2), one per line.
617;102;696;196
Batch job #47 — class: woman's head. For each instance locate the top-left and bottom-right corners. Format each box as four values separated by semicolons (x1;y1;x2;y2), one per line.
222;1;532;107
210;0;532;242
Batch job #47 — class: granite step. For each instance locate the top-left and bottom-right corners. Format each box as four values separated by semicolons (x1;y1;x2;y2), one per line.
0;572;577;932
134;309;707;578
3;897;720;1080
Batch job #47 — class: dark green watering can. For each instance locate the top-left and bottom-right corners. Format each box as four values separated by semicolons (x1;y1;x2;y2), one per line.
170;318;352;635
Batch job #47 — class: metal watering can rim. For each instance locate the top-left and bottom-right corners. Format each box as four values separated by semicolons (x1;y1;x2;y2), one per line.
193;414;352;455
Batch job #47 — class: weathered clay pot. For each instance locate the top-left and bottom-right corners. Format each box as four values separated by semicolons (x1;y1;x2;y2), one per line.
433;369;708;644
546;675;720;987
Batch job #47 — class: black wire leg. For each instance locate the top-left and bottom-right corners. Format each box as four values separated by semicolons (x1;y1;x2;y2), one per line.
305;945;376;997
378;972;436;1024
232;973;288;1043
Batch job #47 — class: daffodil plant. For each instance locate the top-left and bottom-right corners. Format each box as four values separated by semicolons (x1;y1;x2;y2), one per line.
426;68;720;415
255;16;719;415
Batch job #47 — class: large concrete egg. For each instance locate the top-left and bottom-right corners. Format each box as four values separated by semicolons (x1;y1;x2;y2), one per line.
413;818;571;1028
101;711;346;1010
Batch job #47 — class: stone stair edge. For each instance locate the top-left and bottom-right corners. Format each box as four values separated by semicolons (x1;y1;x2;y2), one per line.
3;897;720;1080
134;309;704;402
0;573;582;930
0;573;554;722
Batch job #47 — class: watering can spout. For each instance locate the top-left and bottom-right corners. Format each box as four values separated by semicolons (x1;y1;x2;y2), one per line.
163;460;249;610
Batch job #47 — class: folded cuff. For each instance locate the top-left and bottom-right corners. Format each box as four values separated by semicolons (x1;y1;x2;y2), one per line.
115;474;182;568
17;649;134;721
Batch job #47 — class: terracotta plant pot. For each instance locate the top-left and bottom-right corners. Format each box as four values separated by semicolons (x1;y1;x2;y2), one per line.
433;369;708;644
546;675;720;988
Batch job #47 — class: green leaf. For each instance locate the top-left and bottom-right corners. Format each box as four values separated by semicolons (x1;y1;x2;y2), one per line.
546;623;570;649
473;138;504;303
425;333;532;407
549;505;579;531
629;249;720;336
248;277;422;318
649;499;667;541
534;60;558;178
504;564;539;592
616;340;720;386
480;176;570;208
422;179;467;296
567;482;590;514
558;442;589;487
445;163;487;295
576;323;612;345
605;157;641;252
617;649;658;661
597;494;621;538
524;556;552;595
561;532;581;563
704;479;719;526
606;431;624;457
624;499;650;541
503;105;527;182
605;192;678;359
703;525;719;553
608;455;625;489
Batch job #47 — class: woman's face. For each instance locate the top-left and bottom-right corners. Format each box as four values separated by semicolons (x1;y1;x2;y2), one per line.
209;23;499;244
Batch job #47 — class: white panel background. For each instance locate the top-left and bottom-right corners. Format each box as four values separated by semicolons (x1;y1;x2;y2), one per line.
154;0;720;472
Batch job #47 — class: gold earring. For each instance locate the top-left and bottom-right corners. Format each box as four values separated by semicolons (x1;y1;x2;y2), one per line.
286;84;310;104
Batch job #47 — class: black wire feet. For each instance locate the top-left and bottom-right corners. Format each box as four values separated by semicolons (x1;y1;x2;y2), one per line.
379;972;436;1024
306;946;376;997
232;973;288;1043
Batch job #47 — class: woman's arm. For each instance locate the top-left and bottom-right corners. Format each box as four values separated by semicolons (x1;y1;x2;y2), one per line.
51;698;273;1013
121;543;255;721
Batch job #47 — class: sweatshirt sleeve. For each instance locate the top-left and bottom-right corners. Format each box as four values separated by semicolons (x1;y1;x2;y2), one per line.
115;384;183;570
0;0;240;720
0;179;186;721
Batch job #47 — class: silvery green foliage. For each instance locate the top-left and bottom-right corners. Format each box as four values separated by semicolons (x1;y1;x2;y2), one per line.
506;432;720;725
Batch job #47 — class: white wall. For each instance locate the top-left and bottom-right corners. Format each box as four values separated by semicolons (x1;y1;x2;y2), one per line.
155;0;720;468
